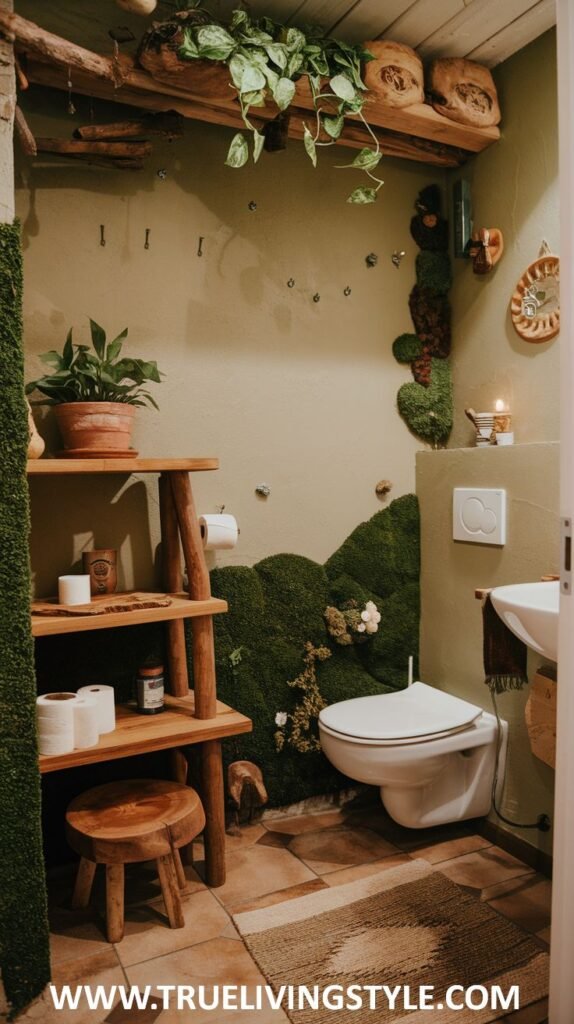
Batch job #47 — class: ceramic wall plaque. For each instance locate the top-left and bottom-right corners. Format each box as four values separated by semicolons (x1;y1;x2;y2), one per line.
510;251;560;342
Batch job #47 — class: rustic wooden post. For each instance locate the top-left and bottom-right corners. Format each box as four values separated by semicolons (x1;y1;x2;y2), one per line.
158;472;188;697
169;469;225;886
0;0;15;225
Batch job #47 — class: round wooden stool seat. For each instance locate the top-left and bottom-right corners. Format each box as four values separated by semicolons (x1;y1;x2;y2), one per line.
65;779;206;943
66;779;205;863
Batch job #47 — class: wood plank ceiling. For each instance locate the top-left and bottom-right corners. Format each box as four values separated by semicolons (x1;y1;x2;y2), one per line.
17;0;556;68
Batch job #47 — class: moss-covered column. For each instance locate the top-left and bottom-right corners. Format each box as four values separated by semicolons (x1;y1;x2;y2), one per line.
0;217;50;1009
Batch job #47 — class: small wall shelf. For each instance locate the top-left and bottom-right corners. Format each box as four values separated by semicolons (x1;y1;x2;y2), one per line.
31;592;227;637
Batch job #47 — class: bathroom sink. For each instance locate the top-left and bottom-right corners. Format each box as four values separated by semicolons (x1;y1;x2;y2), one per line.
490;581;559;661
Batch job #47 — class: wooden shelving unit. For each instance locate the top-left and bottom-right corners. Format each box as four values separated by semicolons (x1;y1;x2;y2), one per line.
31;592;227;637
39;694;251;774
29;457;252;887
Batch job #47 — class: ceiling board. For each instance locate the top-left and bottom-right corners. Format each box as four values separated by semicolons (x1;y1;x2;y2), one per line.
326;0;418;44
467;0;556;65
419;0;543;59
15;0;556;69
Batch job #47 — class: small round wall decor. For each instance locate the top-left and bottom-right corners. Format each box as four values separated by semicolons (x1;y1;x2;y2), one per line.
510;249;560;343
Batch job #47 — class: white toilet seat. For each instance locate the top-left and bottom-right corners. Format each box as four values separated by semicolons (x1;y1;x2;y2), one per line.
318;681;483;746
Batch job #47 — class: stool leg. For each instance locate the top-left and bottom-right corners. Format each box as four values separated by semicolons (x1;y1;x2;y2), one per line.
106;864;125;943
72;858;96;909
157;854;185;929
173;848;187;890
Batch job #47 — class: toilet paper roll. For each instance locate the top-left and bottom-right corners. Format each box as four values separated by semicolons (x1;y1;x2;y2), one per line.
77;684;116;734
36;693;77;755
58;574;92;606
73;696;99;749
199;513;239;551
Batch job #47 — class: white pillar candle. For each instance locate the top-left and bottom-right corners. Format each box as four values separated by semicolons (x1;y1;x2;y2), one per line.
58;574;92;606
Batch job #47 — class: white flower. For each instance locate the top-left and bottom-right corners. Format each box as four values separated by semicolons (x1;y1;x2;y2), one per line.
357;623;366;633
365;621;379;634
275;711;287;727
361;610;370;622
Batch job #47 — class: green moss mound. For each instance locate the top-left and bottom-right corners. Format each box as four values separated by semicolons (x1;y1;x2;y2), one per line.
0;223;50;1015
397;358;453;447
392;333;423;364
415;251;452;294
210;495;420;807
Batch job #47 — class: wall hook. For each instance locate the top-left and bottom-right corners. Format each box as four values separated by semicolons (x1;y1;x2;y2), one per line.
365;252;378;268
255;483;271;497
287;278;295;288
197;236;204;257
313;292;321;303
248;200;257;211
343;286;351;296
391;249;406;269
216;504;226;514
144;228;150;250
157;168;167;180
99;225;106;248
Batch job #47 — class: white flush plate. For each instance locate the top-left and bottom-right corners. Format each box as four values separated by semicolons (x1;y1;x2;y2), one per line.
453;488;506;546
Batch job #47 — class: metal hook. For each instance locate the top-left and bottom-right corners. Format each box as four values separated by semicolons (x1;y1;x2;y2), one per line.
391;249;406;269
287;278;295;288
248;200;257;211
144;228;150;250
343;286;351;296
313;293;321;303
365;253;378;269
99;225;106;248
197;236;204;257
157;168;167;180
216;504;226;514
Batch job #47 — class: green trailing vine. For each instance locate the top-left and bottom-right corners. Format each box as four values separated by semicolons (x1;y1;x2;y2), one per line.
172;4;383;203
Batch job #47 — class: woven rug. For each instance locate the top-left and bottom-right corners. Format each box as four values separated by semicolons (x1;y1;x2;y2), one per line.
233;859;548;1023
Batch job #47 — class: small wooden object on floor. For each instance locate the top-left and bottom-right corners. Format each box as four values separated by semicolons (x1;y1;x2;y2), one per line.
66;779;205;942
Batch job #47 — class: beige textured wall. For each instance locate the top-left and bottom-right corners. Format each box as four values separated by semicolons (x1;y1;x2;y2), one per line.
449;30;559;449
417;444;558;854
18;89;440;596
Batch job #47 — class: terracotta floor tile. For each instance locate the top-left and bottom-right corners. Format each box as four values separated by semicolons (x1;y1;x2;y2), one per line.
342;804;478;851
501;997;549;1023
256;830;292;848
116;889;230;968
19;959;125;1024
262;809;345;834
102;1003;163;1024
414;834;491;864
483;874;552;934
224;823;267;848
48;907;110;964
123;862;206;905
434;845;534;891
227;878;328;916
126;938;289;1023
212;843;316;908
324;852;412;887
287;824;399;874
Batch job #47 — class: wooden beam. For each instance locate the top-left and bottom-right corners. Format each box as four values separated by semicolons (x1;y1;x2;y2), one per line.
0;9;115;82
0;0;15;224
14;105;36;156
35;138;152;158
74;112;184;141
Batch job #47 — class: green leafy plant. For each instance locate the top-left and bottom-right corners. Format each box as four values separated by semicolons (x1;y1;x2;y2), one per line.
26;320;163;408
176;6;383;203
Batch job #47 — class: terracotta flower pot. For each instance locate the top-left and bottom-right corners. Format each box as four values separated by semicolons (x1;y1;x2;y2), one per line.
54;402;135;452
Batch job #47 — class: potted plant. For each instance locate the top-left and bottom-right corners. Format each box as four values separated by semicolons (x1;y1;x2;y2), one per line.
138;6;383;203
26;319;163;455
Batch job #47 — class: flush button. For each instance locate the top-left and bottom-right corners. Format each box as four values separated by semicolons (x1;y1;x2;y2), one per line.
453;488;506;545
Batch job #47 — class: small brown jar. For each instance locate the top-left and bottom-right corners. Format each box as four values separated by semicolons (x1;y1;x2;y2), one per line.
135;657;165;715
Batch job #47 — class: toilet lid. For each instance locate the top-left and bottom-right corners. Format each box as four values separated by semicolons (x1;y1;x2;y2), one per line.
318;682;483;742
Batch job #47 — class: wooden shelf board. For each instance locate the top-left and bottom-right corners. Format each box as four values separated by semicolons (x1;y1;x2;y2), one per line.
28;457;219;474
39;693;252;773
32;592;227;636
25;56;498;168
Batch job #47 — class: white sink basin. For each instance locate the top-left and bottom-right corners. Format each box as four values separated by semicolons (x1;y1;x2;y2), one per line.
490;581;559;661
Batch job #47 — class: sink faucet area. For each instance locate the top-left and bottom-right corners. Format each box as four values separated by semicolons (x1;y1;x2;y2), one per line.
490;581;559;661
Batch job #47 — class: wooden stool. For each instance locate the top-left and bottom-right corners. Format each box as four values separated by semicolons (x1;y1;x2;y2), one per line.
65;779;206;943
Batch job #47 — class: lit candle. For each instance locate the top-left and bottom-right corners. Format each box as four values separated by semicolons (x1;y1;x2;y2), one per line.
493;398;512;433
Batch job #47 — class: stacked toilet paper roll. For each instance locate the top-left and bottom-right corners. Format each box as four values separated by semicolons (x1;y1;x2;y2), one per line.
37;692;99;754
77;684;116;734
199;513;239;551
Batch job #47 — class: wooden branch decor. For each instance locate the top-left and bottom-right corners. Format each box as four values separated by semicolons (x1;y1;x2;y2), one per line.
0;10;116;82
74;112;184;141
14;105;36;156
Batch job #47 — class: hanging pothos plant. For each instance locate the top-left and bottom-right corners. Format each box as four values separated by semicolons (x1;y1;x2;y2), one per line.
175;5;383;203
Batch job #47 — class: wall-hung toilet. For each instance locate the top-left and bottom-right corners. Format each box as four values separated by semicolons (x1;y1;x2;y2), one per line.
318;682;507;829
